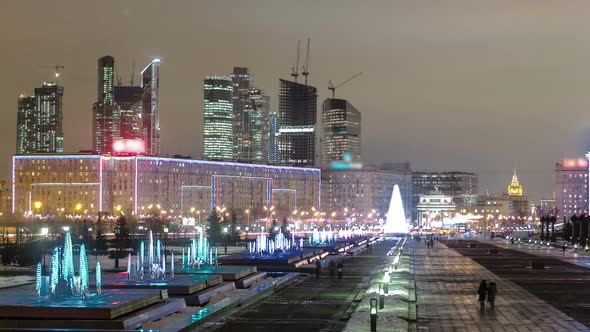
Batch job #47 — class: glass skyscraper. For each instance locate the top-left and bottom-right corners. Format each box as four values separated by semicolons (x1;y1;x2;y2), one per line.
115;86;143;140
34;82;64;153
267;111;279;164
240;88;270;162
92;56;118;154
141;59;160;155
204;76;234;160
321;98;361;167
278;79;317;166
16;95;37;154
231;67;251;160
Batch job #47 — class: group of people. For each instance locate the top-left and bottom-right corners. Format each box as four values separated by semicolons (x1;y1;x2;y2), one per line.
477;280;497;310
416;235;438;249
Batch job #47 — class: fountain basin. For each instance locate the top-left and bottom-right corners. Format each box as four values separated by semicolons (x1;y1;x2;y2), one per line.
174;265;257;281
0;287;164;320
93;273;222;295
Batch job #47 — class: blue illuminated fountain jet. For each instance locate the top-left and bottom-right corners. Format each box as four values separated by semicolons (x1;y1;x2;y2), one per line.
383;184;409;234
129;230;170;280
182;229;217;269
248;232;298;256
35;231;102;299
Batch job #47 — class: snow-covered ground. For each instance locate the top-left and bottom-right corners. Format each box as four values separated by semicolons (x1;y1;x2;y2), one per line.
141;276;277;331
0;275;35;289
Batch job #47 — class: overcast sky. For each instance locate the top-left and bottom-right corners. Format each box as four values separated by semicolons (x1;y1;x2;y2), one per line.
2;0;590;201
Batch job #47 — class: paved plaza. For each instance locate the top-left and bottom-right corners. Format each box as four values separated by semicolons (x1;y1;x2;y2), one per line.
207;240;396;332
414;240;589;332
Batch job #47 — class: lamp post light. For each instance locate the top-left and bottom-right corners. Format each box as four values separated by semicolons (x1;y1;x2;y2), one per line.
383;271;390;293
370;298;378;332
379;282;385;309
41;227;48;274
245;209;250;227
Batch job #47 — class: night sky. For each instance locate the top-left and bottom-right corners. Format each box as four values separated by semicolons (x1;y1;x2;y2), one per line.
2;1;590;201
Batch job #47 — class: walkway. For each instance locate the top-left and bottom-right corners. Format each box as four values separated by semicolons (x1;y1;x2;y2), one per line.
485;239;590;270
413;240;588;331
207;239;397;332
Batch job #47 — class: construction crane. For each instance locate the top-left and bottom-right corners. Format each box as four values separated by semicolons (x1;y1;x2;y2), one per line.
328;72;363;99
301;38;311;85
52;65;64;85
291;40;301;83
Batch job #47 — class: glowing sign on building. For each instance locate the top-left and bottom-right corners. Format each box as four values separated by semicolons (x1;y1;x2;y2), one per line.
562;158;588;169
113;139;145;155
330;152;363;170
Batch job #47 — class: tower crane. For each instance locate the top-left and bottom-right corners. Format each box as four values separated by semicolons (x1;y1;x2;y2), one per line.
328;72;362;99
291;40;301;83
301;38;311;85
42;65;64;85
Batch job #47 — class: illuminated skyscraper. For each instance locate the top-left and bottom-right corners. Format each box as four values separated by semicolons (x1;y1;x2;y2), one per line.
16;95;37;154
34;82;64;153
204;76;234;160
114;86;143;140
267;111;279;164
321;98;361;167
92;56;118;153
141;59;160;155
97;56;114;105
278;79;317;166
231;67;251;159
240;88;270;162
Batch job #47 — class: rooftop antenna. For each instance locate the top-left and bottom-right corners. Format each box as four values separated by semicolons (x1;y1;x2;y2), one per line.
130;58;136;85
328;72;363;98
301;38;310;85
291;40;301;83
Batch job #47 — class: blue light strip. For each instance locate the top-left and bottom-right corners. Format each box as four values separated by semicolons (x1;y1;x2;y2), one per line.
136;156;320;173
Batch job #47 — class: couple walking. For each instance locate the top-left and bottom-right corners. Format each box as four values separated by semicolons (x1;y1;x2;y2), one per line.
477;280;497;310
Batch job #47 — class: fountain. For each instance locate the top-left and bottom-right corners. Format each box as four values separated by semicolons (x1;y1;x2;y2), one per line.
0;231;187;330
309;229;336;245
173;229;256;283
337;228;364;240
183;229;218;269
35;231;101;299
248;232;297;255
383;184;409;234
128;230;170;280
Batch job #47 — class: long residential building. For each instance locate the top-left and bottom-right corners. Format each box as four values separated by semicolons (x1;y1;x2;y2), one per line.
12;154;320;218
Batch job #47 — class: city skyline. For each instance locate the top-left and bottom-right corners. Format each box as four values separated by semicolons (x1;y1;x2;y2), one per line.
4;1;590;201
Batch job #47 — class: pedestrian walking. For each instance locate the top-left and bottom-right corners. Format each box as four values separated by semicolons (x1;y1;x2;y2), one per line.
487;282;497;309
329;261;335;279
477;280;487;310
337;262;343;279
315;259;322;280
